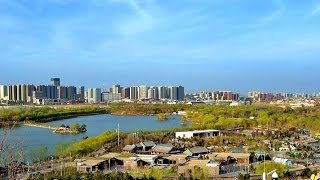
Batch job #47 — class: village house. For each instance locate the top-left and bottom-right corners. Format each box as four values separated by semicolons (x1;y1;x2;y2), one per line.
120;154;159;171
140;141;156;151
122;143;143;153
76;153;123;173
176;130;220;139
154;157;176;166
184;147;210;157
209;153;251;165
151;143;180;155
76;159;108;173
165;154;188;165
178;159;220;177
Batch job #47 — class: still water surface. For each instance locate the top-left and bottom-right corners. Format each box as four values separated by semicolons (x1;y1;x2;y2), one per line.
5;114;182;152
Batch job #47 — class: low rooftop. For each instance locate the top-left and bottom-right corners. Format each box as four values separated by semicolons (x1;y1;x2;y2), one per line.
209;153;250;160
176;129;220;133
78;159;106;166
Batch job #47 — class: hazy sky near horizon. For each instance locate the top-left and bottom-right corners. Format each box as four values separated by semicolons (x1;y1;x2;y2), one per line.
0;0;320;93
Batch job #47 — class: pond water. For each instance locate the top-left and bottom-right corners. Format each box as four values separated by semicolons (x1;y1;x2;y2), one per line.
3;114;183;153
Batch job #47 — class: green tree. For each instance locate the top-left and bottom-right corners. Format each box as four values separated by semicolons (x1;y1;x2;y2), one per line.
256;162;287;178
93;170;104;180
28;146;49;163
54;142;74;157
71;123;80;130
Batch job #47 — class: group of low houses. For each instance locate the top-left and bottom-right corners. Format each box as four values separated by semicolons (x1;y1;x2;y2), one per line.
76;130;252;177
76;129;309;177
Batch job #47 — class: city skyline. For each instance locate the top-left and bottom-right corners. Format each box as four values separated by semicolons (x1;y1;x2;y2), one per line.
1;79;320;95
1;0;320;93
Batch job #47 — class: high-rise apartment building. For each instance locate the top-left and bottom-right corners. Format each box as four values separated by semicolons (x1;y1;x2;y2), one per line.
8;85;12;100
112;84;121;94
130;86;138;100
169;86;178;100
158;86;169;99
138;86;149;99
57;86;67;99
66;86;77;100
26;85;35;102
36;85;48;98
79;86;85;101
0;85;8;100
177;86;185;101
11;84;35;102
46;85;57;99
17;84;22;101
212;91;239;101
148;86;159;99
9;85;18;101
121;87;130;99
87;88;101;103
51;78;60;86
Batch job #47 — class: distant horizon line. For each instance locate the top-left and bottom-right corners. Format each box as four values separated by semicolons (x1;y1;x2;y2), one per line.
0;83;319;96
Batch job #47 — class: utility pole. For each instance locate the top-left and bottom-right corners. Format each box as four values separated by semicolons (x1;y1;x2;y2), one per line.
118;123;120;146
263;151;266;180
307;151;309;167
61;161;63;177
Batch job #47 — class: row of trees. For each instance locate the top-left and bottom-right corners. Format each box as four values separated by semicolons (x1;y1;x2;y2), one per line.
0;107;108;122
109;103;191;115
183;105;320;133
55;131;119;157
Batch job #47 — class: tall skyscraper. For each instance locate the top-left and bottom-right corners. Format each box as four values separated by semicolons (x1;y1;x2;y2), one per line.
46;85;57;99
112;84;121;94
148;86;159;99
17;84;22;101
51;78;60;86
57;86;67;99
129;86;138;100
87;88;102;103
36;85;48;98
158;86;169;99
138;85;149;99
8;85;13;100
0;85;8;100
9;85;18;101
26;85;35;102
177;86;185;101
79;86;85;101
121;87;130;99
169;86;178;100
66;86;77;100
20;84;27;102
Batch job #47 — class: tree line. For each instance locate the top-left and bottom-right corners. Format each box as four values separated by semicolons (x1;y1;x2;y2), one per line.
0;107;108;123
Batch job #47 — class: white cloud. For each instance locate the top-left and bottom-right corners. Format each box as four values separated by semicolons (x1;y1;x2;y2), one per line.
311;4;320;16
108;0;155;36
260;0;285;24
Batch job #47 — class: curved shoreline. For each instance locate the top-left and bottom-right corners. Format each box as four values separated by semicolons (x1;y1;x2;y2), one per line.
0;112;107;128
33;112;106;123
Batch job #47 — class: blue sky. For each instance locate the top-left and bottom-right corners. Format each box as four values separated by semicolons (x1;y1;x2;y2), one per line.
0;0;320;93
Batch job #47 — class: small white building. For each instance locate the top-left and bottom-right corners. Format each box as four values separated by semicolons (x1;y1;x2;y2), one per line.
175;129;220;139
273;157;293;166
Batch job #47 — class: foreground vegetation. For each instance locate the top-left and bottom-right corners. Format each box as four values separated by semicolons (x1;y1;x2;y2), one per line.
28;167;211;180
55;131;120;157
28;167;137;180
